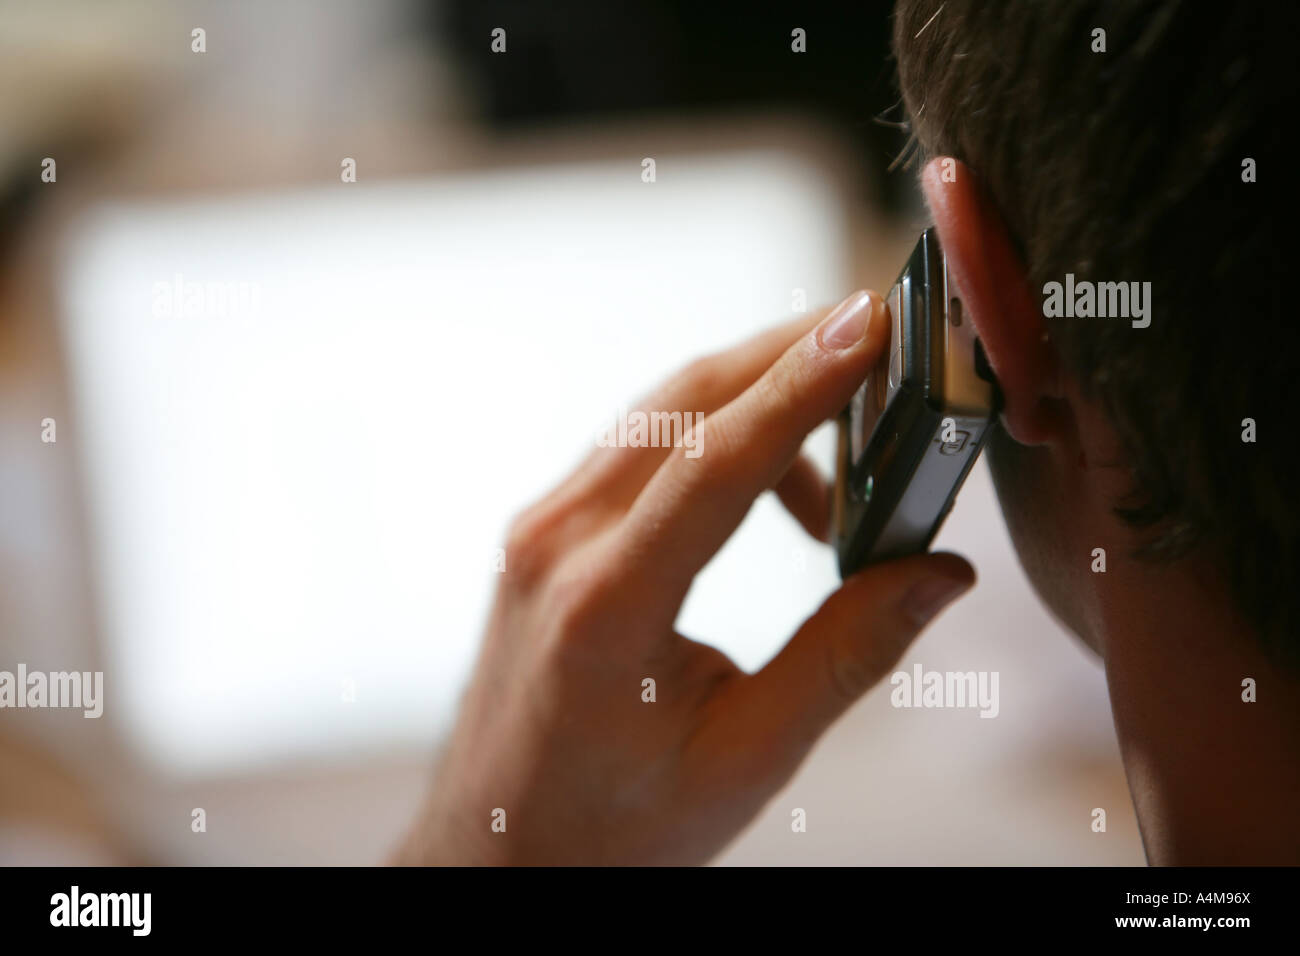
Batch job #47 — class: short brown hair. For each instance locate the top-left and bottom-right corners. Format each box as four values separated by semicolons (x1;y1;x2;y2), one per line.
893;1;1298;658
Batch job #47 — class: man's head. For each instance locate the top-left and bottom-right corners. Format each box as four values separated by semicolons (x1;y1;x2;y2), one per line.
891;1;1296;658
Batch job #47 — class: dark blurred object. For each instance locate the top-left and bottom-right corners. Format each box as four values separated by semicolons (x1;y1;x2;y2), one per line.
429;0;909;212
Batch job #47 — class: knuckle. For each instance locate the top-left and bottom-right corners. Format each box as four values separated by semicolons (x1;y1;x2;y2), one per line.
545;561;613;638
670;415;740;492
755;347;809;417
670;355;720;401
502;505;561;587
825;641;878;705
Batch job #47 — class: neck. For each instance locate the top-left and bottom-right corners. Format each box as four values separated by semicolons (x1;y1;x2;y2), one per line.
1098;553;1300;864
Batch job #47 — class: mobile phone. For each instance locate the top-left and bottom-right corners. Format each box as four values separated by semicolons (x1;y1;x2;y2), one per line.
832;227;1000;577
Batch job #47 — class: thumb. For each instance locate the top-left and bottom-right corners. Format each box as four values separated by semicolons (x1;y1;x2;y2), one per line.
737;551;974;771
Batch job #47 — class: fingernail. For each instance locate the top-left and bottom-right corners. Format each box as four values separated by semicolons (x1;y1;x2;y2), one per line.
817;290;878;351
902;574;972;627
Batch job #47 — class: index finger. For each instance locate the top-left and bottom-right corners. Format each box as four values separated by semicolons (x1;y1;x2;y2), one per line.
613;289;889;612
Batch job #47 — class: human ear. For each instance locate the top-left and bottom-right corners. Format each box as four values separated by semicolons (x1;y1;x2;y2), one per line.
921;157;1068;446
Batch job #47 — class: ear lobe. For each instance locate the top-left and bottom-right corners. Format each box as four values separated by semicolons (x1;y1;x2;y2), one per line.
920;157;1067;447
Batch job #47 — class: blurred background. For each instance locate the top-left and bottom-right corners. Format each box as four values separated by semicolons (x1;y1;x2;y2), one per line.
0;0;1142;864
